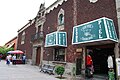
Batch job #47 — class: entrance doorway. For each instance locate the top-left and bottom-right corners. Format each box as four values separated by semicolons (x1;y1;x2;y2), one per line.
87;44;116;75
36;47;41;66
76;58;82;75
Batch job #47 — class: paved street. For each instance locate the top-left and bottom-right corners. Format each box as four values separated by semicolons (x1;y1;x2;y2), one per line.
0;60;60;80
0;60;109;80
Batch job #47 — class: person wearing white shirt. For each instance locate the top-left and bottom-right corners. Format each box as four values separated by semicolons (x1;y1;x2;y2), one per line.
107;55;113;69
6;54;11;65
22;54;26;64
12;54;16;65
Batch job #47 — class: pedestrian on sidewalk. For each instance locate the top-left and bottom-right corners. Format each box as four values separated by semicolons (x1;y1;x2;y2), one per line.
12;54;16;65
6;54;11;65
0;54;2;62
22;54;26;64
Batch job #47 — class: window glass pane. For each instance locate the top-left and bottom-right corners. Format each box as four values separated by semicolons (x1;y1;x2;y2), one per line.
54;48;65;61
58;14;64;25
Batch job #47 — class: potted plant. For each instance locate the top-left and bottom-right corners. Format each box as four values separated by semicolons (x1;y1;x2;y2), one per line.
55;65;65;79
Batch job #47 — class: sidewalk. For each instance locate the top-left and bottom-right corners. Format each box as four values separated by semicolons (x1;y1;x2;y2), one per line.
0;60;109;80
0;60;60;80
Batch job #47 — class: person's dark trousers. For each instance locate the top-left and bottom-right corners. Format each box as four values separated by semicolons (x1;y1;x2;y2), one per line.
12;60;16;65
22;60;25;64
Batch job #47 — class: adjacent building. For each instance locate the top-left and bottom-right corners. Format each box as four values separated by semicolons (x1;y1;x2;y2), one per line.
5;36;17;50
17;20;36;63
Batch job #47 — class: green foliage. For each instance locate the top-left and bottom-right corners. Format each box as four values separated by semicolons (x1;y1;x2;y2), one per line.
0;46;14;54
55;66;65;78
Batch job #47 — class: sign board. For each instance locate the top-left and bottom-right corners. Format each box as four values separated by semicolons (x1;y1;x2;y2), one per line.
45;31;67;47
72;17;118;45
76;48;82;52
116;58;120;76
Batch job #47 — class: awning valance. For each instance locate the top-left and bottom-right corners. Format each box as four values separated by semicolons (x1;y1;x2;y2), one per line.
45;31;67;47
72;17;118;45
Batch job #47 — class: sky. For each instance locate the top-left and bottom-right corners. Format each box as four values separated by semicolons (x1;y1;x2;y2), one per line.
0;0;57;46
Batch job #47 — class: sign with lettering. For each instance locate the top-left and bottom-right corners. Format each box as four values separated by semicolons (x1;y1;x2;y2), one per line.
72;17;118;45
45;31;67;47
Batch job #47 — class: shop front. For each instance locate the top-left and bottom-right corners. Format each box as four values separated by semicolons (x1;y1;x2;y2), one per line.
45;31;67;65
72;17;118;78
86;44;115;76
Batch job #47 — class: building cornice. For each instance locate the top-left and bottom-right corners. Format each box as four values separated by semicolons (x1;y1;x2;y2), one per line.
46;0;67;13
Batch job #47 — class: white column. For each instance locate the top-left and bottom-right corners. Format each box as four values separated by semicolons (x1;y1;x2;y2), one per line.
81;47;86;77
32;47;37;65
40;45;44;67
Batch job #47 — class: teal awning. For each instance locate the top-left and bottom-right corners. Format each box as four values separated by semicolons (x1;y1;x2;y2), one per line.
72;17;118;45
45;31;67;47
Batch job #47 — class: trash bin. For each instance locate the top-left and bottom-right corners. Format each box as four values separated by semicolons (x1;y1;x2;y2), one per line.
108;70;115;80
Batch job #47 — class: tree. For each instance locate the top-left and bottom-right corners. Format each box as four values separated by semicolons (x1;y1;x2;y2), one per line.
0;46;14;54
0;46;14;59
55;66;65;79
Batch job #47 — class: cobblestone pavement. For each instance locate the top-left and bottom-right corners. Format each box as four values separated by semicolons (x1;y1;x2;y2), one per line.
0;60;61;80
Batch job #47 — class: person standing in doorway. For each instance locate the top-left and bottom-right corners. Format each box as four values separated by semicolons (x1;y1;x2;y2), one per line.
107;55;115;80
86;52;94;78
107;55;113;70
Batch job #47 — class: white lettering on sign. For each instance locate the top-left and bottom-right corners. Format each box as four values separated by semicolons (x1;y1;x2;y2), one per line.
110;22;116;39
98;20;103;39
75;28;78;42
106;20;112;38
48;35;52;45
63;33;65;45
59;33;61;44
81;35;95;40
80;24;95;41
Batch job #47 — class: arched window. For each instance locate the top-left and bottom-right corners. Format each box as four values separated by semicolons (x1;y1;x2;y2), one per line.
58;9;64;26
21;31;25;44
58;13;64;25
57;9;64;31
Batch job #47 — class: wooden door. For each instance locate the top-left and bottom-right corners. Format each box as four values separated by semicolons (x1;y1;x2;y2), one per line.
36;47;41;66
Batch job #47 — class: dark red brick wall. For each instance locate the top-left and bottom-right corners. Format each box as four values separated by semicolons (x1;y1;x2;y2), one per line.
43;0;118;62
17;22;36;59
77;0;118;35
43;0;74;61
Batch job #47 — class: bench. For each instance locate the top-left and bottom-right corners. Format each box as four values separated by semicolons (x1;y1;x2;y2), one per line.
40;64;55;75
47;65;55;75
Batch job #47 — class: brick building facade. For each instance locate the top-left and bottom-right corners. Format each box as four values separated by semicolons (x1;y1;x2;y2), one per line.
43;0;119;77
17;0;119;78
17;20;36;60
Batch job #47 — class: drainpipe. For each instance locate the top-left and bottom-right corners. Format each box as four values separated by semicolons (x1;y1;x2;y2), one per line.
114;0;120;79
115;0;120;57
